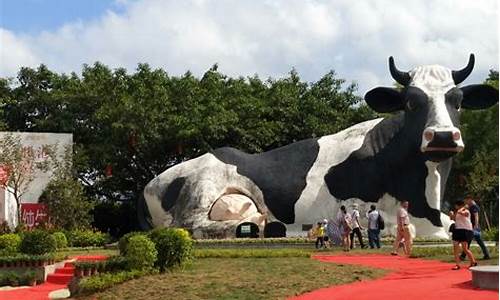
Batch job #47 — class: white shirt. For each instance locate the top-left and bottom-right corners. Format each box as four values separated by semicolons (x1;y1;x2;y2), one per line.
455;210;473;231
351;210;360;229
397;207;410;226
367;210;379;230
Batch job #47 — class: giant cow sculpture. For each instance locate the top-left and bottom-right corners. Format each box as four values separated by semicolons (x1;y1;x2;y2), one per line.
144;54;498;239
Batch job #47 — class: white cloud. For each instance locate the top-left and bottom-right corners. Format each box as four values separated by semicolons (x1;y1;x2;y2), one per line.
0;0;498;94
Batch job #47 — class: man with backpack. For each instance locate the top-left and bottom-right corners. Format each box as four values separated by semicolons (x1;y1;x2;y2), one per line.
366;204;383;249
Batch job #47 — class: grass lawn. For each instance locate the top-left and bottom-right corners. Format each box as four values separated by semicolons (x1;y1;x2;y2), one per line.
77;255;385;300
72;245;498;300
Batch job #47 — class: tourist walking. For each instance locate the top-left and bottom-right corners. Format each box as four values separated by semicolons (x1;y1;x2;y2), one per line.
391;200;413;256
322;219;331;248
314;222;325;249
449;200;477;270
460;197;490;260
366;204;381;249
350;204;366;249
337;205;352;251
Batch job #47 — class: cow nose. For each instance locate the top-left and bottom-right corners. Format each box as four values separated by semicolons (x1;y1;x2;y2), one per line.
421;127;464;152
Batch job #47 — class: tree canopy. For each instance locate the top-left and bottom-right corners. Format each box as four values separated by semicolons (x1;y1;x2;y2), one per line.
0;64;497;234
0;63;376;234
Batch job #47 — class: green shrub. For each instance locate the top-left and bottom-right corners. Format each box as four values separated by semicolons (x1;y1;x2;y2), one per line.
0;234;21;256
118;231;145;255
0;272;20;286
77;270;151;295
19;230;56;255
20;271;37;285
482;227;499;241
52;232;68;249
104;256;128;272
148;228;193;272
67;230;109;247
126;235;157;271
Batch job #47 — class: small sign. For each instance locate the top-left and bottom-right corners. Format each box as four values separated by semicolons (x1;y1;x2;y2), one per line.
21;203;48;229
240;225;251;234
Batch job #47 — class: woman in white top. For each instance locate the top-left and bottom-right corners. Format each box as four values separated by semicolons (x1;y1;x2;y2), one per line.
449;200;477;270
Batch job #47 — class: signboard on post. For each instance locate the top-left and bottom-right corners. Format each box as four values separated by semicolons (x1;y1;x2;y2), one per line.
21;203;48;229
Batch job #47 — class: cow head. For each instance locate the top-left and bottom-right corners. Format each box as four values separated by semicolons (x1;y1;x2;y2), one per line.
365;54;498;162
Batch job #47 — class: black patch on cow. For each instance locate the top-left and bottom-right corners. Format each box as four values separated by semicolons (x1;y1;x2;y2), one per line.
324;112;447;227
264;222;287;238
161;177;186;212
212;138;320;224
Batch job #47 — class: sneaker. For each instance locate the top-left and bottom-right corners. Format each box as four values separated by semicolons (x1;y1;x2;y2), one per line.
390;252;398;256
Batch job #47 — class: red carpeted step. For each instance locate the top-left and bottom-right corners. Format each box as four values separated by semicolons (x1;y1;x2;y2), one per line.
46;273;73;285
73;255;107;261
55;267;75;274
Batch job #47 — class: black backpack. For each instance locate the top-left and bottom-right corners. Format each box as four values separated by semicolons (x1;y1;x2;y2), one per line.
377;213;385;230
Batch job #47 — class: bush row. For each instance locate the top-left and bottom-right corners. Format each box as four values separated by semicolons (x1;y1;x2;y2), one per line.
118;228;193;272
0;253;66;267
0;229;110;256
76;270;152;295
193;236;453;244
74;256;128;275
72;227;193;296
193;248;311;258
0;271;37;286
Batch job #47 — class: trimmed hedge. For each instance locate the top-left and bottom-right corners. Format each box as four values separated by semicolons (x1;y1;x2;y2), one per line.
126;235;157;271
0;234;21;256
0;252;66;267
118;231;145;255
52;232;68;249
103;256;128;273
148;228;193;272
194;248;311;258
76;270;152;295
66;230;109;247
19;230;56;255
0;271;37;286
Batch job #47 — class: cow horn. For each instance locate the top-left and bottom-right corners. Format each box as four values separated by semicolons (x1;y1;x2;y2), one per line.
389;56;411;86
452;54;475;85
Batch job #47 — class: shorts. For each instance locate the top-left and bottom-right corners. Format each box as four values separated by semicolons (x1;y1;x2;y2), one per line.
452;229;473;242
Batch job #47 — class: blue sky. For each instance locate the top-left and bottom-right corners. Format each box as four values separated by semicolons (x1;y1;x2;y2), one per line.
0;0;497;94
1;0;122;34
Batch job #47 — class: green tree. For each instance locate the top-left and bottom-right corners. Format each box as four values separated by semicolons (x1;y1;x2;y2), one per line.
40;148;94;230
0;133;54;224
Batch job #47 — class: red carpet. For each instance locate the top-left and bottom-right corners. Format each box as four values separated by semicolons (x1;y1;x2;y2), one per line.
290;254;499;300
0;255;107;300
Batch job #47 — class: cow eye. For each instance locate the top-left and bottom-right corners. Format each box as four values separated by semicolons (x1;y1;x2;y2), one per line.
406;100;417;111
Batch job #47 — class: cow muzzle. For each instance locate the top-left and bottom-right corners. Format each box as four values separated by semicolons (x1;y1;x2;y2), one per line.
421;127;464;161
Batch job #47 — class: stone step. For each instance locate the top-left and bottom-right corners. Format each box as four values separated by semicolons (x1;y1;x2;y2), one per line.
470;265;499;290
46;273;73;285
55;267;75;274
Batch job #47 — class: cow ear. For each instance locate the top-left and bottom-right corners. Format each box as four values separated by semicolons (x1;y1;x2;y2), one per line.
461;84;499;110
364;87;404;113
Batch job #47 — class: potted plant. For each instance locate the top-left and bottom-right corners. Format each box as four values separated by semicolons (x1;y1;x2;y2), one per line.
83;262;92;277
74;264;84;278
91;262;98;275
